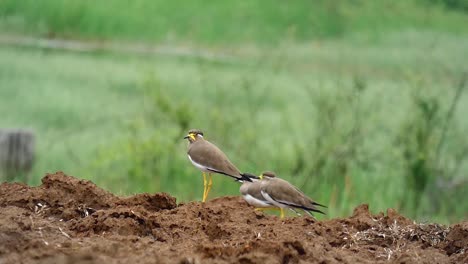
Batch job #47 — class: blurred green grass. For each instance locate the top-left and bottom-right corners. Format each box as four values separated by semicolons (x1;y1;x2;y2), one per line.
0;0;467;44
0;0;467;223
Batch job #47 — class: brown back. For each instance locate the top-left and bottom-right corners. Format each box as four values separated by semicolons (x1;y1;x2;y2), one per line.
188;139;242;178
261;177;317;209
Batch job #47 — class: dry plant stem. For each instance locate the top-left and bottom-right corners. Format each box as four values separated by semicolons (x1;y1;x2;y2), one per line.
435;73;467;168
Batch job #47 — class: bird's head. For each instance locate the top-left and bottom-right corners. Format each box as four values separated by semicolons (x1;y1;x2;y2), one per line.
259;171;277;180
184;129;204;143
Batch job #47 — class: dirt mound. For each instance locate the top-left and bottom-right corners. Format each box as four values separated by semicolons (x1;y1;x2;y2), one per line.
0;172;466;263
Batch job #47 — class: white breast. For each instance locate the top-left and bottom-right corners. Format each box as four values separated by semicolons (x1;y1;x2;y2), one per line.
188;154;210;172
243;194;272;208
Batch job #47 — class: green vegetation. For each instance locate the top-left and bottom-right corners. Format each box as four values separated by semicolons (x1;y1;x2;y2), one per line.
0;0;467;44
0;1;467;223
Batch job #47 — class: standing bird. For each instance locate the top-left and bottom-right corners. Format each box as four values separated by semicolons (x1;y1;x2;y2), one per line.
259;171;326;218
184;129;249;202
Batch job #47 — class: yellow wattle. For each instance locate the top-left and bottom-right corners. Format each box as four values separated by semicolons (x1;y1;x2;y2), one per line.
189;134;196;141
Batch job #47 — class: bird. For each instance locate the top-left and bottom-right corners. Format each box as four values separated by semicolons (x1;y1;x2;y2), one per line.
239;172;284;214
239;173;272;207
258;171;326;218
184;129;250;202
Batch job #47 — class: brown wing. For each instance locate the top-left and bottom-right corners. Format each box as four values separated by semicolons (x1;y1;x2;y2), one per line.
263;178;325;214
240;181;265;201
188;139;242;178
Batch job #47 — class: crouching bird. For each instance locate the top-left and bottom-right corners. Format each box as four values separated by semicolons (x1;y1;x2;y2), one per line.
184;129;251;202
239;173;273;208
240;171;326;218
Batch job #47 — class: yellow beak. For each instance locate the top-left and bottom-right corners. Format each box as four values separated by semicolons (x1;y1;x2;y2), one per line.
184;133;196;141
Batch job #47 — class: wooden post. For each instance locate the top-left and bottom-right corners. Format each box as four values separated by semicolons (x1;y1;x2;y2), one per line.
0;129;35;182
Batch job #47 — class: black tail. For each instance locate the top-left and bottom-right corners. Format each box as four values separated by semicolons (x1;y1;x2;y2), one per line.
306;201;327;214
235;172;259;183
277;201;326;215
312;201;328;208
305;208;326;217
292;203;326;215
206;168;255;182
306;207;326;215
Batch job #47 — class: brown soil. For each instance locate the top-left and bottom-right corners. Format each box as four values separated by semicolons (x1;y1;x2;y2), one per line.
0;172;466;264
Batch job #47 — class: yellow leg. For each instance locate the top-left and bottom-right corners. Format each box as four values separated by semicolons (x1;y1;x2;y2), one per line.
204;173;213;201
255;207;285;218
255;207;281;212
202;172;207;202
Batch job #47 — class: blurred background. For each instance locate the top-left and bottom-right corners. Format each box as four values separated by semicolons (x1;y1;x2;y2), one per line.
0;0;467;223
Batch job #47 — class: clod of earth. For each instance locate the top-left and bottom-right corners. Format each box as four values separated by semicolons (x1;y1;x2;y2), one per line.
0;172;466;263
